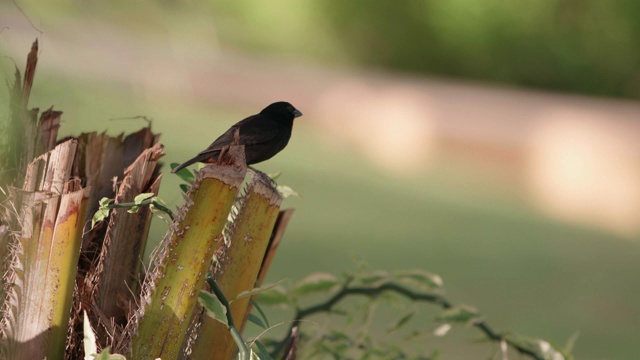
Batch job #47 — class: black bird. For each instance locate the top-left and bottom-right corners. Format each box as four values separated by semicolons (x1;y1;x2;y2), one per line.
171;101;302;173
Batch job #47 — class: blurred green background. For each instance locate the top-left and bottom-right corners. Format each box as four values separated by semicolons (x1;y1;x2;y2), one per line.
2;1;640;359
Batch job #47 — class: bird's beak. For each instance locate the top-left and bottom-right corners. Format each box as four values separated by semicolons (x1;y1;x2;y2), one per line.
293;109;303;118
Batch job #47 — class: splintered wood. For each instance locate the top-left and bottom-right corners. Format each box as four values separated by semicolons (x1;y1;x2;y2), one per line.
2;140;89;360
68;127;163;358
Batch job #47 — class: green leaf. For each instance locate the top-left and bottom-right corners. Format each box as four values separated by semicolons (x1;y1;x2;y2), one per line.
91;208;110;229
433;323;452;337
394;269;443;290
127;205;140;214
250;298;270;328
276;185;300;199
93;348;126;360
171;162;195;182
387;311;414;333
353;270;390;287
83;311;97;359
247;313;266;329
91;197;114;229
133;192;154;204
292;273;340;296
327;330;350;341
505;335;566;360
256;286;289;306
540;342;566;360
563;331;580;355
98;197;112;207
253;340;274;360
267;172;282;181
435;305;481;325
232;279;287;302
198;290;228;327
149;204;172;222
179;184;189;193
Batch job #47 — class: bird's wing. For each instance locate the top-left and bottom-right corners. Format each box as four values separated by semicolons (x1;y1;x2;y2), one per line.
196;115;283;157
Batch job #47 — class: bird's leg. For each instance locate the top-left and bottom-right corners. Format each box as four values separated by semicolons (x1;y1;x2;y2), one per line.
232;128;240;145
217;146;229;163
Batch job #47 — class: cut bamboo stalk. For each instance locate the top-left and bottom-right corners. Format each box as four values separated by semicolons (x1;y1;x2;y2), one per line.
35;108;62;157
67;127;160;359
255;209;295;293
239;208;295;332
129;146;246;360
189;171;282;360
96;143;164;324
43;183;90;357
2;140;89;360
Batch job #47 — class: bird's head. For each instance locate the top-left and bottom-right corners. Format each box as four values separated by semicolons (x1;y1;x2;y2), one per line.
261;101;303;120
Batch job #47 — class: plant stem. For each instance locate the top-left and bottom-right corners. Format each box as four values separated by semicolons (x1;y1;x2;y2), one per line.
107;199;174;220
272;282;545;360
208;278;250;360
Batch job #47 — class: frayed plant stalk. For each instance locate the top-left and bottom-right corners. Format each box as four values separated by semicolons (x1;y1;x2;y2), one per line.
1;140;89;360
67;126;161;359
189;171;282;360
239;209;294;333
129;146;246;360
95;143;165;324
41;183;89;357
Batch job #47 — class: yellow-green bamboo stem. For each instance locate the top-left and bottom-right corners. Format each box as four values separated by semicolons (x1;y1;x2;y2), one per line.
130;158;246;360
239;209;295;332
6;140;81;360
44;185;90;357
190;173;282;360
